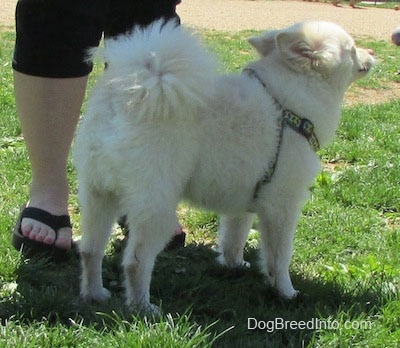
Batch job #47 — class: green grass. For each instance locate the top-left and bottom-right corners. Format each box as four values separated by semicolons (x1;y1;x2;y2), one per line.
1;28;399;347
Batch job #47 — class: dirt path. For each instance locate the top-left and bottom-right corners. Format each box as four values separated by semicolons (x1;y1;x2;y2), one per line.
1;0;399;41
179;0;400;41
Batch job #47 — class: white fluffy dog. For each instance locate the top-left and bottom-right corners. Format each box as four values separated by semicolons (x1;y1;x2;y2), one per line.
74;20;374;312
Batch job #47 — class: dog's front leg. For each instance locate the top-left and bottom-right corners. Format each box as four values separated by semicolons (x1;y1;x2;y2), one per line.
257;201;302;299
217;213;254;268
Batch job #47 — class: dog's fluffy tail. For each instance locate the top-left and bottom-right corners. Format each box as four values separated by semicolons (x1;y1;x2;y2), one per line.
94;20;216;122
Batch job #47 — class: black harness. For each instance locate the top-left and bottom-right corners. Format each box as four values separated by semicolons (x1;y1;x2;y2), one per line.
242;68;320;201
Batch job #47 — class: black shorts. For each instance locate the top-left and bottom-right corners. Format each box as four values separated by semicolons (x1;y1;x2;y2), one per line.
12;0;181;78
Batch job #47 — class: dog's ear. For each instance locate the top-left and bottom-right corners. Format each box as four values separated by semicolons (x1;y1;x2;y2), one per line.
276;30;339;72
248;32;277;56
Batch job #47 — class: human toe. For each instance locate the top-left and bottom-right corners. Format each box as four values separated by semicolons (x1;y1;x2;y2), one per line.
53;227;72;250
35;227;56;244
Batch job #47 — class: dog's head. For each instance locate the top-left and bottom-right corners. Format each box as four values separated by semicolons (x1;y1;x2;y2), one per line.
249;21;375;90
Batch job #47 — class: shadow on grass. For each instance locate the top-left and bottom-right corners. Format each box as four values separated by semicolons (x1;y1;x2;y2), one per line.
0;241;389;347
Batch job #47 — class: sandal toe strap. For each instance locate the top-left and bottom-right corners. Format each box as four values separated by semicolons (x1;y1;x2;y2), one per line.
21;207;71;232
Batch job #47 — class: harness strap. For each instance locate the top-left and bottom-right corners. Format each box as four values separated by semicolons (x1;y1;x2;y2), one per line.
252;117;284;200
243;68;320;202
282;110;320;152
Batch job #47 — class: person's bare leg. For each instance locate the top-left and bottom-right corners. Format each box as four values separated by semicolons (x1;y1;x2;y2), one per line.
14;71;88;250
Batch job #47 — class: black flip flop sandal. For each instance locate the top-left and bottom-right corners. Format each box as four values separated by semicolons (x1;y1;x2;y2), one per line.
12;205;73;262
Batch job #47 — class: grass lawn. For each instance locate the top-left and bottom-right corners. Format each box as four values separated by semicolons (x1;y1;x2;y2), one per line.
0;28;399;347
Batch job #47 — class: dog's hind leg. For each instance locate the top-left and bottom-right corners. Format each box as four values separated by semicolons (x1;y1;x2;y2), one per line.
217;213;255;268
122;208;178;314
79;188;118;302
257;202;301;300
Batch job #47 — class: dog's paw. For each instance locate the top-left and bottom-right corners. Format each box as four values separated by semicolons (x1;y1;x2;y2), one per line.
235;260;251;269
80;287;111;303
264;274;298;300
277;287;299;300
276;278;298;300
217;254;251;269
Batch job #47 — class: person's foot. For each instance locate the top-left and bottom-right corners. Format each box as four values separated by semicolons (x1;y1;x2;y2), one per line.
20;197;72;251
12;203;73;261
21;215;72;250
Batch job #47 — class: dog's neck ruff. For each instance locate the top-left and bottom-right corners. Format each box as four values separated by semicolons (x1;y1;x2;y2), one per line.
243;68;320;202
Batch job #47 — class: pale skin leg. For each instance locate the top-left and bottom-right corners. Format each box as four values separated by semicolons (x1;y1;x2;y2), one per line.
13;71;88;250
